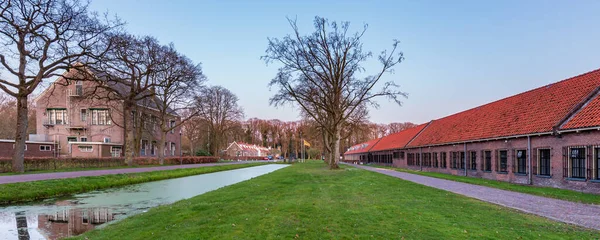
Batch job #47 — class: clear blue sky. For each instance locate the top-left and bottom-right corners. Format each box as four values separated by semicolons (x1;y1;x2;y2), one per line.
89;0;600;124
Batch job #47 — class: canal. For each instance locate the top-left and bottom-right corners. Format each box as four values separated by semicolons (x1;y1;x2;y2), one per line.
0;164;288;240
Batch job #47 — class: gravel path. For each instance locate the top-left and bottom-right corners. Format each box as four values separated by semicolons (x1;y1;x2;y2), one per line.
349;164;600;231
0;161;263;184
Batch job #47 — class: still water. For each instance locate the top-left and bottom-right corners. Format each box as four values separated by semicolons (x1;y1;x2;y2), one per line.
0;164;288;240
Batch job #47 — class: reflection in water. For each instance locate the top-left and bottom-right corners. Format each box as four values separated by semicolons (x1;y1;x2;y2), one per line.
38;208;115;240
16;211;30;240
0;164;288;240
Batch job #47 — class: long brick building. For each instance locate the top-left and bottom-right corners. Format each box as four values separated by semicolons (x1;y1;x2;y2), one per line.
344;68;600;193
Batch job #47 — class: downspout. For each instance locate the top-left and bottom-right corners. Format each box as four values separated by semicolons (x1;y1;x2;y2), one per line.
464;142;467;176
528;135;532;185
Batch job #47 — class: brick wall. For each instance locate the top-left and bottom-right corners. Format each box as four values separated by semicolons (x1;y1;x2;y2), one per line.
386;130;600;194
0;141;54;158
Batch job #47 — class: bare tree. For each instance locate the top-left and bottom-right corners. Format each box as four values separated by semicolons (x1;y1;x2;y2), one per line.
0;0;119;172
89;33;163;166
263;16;406;169
195;86;244;156
152;44;205;164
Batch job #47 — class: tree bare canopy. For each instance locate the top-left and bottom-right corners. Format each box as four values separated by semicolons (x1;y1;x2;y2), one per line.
152;44;206;164
0;0;120;172
88;33;166;166
263;16;407;169
194;86;244;156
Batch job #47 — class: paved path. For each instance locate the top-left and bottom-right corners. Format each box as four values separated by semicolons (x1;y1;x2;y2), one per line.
0;161;263;184
348;163;600;231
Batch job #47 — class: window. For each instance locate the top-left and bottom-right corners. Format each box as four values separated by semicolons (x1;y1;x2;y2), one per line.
416;153;421;166
516;150;527;174
170;120;176;133
75;80;83;95
498;150;508;173
39;145;51;151
538;149;551;176
67;137;77;142
111;146;122;158
400;151;405;159
470;151;477;170
46;109;68;125
78;146;93;152
151;141;156;155
393;152;399;159
141;140;148;156
170;142;176;156
484;150;492;172
451;152;457;169
131;111;137;128
80;137;88;142
104;137;111;143
570;147;586;179
440;152;447;168
433;152;438;168
151;116;158;131
80;109;87;122
91;109;111;125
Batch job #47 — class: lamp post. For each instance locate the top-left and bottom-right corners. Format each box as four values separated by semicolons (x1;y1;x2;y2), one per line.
179;130;182;165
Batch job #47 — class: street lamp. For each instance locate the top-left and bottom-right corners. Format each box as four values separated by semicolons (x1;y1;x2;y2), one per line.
179;130;182;165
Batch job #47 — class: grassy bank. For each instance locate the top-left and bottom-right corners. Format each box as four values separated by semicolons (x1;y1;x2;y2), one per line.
74;161;598;239
0;164;171;176
0;162;267;205
368;165;600;205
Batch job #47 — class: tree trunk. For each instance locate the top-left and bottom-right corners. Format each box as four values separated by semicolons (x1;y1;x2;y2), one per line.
158;130;166;165
12;95;28;173
330;126;341;169
123;102;134;166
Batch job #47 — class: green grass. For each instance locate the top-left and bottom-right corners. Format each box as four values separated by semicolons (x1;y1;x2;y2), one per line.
0;164;173;176
0;162;266;205
367;164;600;205
73;161;599;239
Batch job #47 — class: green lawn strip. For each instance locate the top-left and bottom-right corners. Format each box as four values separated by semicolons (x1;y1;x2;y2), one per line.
367;165;600;205
73;161;598;240
0;164;174;176
0;162;267;205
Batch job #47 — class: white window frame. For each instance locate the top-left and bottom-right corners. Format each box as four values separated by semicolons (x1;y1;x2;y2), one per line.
78;146;93;152
47;109;68;125
111;146;122;157
80;137;88;142
91;109;111;125
80;109;88;123
171;142;176;156
170;120;176;133
39;145;52;151
103;137;111;143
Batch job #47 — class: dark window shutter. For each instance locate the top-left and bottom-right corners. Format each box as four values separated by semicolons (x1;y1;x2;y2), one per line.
532;148;538;175
562;147;568;178
495;150;499;172
512;149;516;173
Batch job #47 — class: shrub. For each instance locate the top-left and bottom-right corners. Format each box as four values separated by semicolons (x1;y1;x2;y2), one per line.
0;156;219;173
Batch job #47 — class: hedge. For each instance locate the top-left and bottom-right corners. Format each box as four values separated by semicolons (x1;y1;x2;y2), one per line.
0;156;219;173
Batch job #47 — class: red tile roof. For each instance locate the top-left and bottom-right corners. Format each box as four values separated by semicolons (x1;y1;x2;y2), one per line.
562;94;600;130
369;123;429;152
408;68;600;147
344;138;381;155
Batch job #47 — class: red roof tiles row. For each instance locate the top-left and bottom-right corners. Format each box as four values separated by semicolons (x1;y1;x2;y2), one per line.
345;68;600;155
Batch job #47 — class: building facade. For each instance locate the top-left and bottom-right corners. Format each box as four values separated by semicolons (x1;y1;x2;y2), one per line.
225;142;270;157
345;68;600;193
33;70;181;158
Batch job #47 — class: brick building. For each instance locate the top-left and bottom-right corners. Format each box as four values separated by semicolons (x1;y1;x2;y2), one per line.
344;68;600;193
225;142;270;157
33;69;181;158
0;139;55;158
